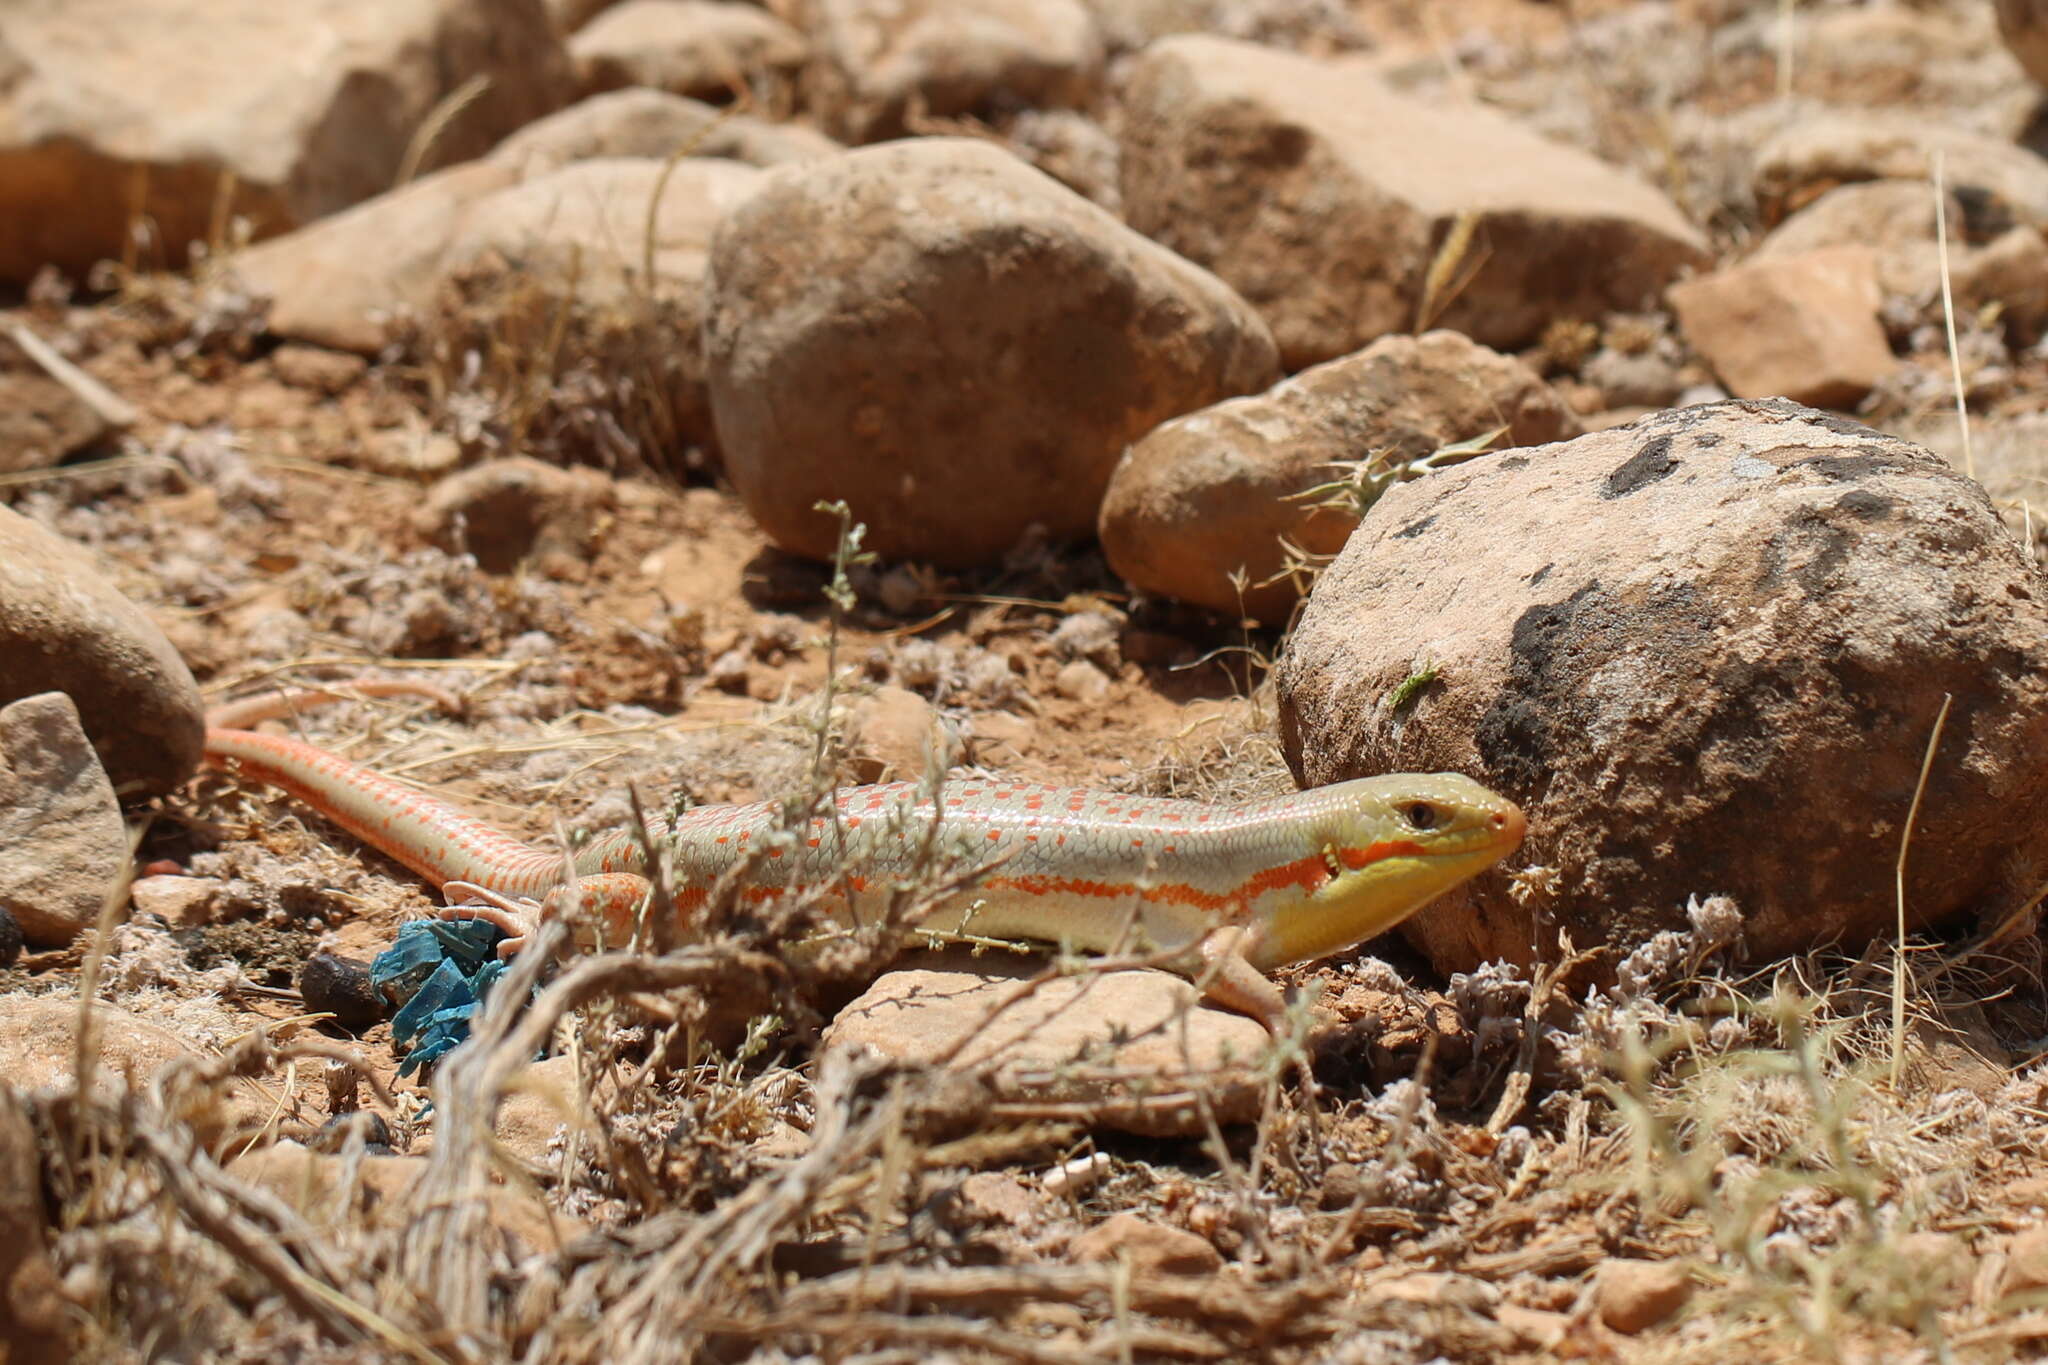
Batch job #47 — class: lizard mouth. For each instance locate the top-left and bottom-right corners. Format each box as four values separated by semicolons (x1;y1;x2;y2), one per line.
1245;800;1526;971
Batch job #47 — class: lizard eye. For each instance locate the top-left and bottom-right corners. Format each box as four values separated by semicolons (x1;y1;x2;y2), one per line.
1404;801;1440;831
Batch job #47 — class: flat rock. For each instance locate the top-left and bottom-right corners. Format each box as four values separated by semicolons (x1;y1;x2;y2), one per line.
822;951;1271;1137
1070;1212;1222;1275
1667;246;1896;408
1276;400;2048;974
1753;112;2048;230
236;161;521;354
703;137;1278;566
804;0;1106;141
570;0;808;105
0;0;572;283
1100;331;1579;621
1118;35;1709;368
0;504;205;796
1752;180;1953;299
0;999;267;1150
448;156;763;309
486;88;841;179
229;1141;581;1259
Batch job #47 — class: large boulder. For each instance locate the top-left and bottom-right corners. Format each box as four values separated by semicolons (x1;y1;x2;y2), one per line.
0;0;572;282
1099;331;1579;622
1276;400;2048;974
702;137;1279;566
1117;35;1710;368
0;504;204;796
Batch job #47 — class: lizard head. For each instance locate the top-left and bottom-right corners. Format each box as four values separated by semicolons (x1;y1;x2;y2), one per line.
1243;772;1526;971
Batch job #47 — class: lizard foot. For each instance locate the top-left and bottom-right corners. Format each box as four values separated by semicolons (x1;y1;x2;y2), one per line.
439;881;543;959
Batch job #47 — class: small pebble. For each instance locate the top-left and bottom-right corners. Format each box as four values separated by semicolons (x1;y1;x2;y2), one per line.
1053;659;1112;701
309;1109;393;1154
299;952;386;1030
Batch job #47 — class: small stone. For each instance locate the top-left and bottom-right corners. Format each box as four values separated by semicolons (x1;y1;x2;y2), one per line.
966;711;1036;767
1053;660;1111;701
2004;1226;2048;1292
1371;1272;1499;1312
299;953;387;1031
1668;247;1896;408
1892;1231;1970;1305
235;162;519;354
956;1172;1040;1227
1071;1212;1222;1276
0;693;128;947
414;457;615;575
1594;1258;1693;1333
847;685;944;782
269;344;367;395
1497;1303;1569;1349
1049;610;1121;666
1318;1161;1365;1209
308;1110;393;1154
0;0;573;284
129;874;221;930
707;648;752;694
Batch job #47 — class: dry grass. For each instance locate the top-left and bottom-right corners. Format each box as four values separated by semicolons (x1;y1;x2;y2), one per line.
15;839;2046;1363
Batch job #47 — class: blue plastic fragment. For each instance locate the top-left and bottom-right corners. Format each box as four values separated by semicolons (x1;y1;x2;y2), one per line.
369;917;521;1076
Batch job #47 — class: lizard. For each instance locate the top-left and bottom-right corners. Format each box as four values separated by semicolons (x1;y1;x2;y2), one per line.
200;682;1526;1028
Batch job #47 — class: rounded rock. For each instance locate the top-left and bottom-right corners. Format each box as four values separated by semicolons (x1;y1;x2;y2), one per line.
1277;400;2048;974
0;505;205;795
299;953;388;1031
1100;331;1578;622
702;137;1279;567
